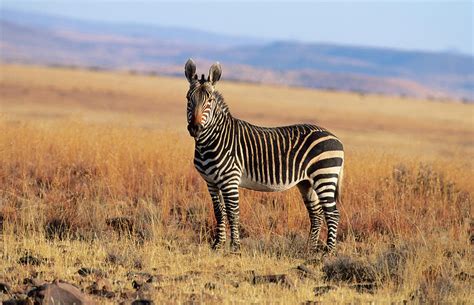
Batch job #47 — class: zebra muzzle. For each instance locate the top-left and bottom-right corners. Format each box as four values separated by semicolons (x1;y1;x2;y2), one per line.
187;123;203;138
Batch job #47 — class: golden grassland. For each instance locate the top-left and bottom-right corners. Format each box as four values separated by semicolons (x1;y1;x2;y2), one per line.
0;64;473;303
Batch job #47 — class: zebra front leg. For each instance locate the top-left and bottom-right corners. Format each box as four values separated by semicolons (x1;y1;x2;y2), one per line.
207;183;227;250
221;184;241;253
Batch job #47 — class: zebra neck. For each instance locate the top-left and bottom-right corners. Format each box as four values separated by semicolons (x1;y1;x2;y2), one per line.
195;98;234;149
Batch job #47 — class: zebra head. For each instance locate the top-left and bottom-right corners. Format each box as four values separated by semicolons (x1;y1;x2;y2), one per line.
184;58;222;138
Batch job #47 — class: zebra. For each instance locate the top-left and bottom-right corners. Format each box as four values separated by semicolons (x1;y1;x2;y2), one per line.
185;59;344;255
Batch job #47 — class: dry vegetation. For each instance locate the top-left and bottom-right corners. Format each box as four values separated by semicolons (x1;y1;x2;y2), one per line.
1;64;473;303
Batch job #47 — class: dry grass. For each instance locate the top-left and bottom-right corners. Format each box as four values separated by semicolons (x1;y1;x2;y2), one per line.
0;64;473;303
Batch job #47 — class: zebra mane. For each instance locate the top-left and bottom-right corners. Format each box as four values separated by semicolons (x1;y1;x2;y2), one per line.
213;90;230;117
190;83;212;102
188;81;231;118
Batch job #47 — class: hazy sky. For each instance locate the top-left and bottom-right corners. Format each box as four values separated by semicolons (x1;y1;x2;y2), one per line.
2;0;473;54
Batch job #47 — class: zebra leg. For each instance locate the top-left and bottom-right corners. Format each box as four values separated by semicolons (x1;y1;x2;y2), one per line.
207;183;227;250
312;175;340;254
298;181;324;252
221;184;241;253
319;195;339;255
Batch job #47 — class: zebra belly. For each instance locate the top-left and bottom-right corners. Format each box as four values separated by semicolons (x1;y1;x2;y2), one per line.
239;174;298;192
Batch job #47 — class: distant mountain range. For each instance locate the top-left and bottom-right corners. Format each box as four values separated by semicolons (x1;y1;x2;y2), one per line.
1;9;473;101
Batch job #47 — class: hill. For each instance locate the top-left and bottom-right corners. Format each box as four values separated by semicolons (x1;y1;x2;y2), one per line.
1;9;472;100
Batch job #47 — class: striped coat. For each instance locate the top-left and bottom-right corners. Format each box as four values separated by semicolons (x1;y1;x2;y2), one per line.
185;59;344;254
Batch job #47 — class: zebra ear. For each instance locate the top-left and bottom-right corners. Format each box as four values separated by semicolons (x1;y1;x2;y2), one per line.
185;58;197;83
208;62;222;85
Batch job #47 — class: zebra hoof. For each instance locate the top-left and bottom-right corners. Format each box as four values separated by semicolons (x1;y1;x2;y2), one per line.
322;248;336;258
314;244;328;253
230;243;241;254
211;241;225;251
307;244;326;255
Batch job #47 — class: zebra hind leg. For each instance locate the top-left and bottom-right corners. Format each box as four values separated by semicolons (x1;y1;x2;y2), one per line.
297;181;324;253
317;193;339;255
312;175;341;255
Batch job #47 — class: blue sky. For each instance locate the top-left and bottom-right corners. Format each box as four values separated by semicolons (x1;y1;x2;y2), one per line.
2;0;473;55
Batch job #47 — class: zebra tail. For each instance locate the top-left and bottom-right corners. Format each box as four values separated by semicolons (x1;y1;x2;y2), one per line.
335;163;344;205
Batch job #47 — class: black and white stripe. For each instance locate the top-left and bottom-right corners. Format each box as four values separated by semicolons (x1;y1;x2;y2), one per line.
185;59;344;254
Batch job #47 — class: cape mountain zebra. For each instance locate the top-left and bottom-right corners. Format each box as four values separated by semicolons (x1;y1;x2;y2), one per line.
185;59;344;254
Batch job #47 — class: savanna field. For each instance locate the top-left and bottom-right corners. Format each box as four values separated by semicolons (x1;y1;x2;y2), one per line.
0;64;473;303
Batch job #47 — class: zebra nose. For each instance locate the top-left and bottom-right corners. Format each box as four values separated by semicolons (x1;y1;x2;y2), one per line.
187;123;202;137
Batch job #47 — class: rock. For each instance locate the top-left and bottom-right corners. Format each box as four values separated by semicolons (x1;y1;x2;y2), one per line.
139;283;155;293
183;292;222;305
18;254;45;266
351;282;377;294
133;259;143;270
204;282;217;290
21;277;48;295
14;293;29;300
132;279;145;290
0;282;11;294
127;272;165;291
0;292;10;302
77;267;106;277
127;271;149;279
119;290;140;300
295;264;317;279
23;277;47;287
132;281;154;293
186;270;202;276
146;275;165;283
322;255;376;283
106;217;134;234
131;300;154;305
251;272;295;289
44;218;70;240
93;278;112;291
29;280;95;305
314;285;336;296
105;253;126;266
91;289;115;298
297;264;314;275
172;274;190;282
455;271;474;281
88;288;115;299
3;298;34;305
303;257;323;266
86;279;115;298
120;289;155;302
